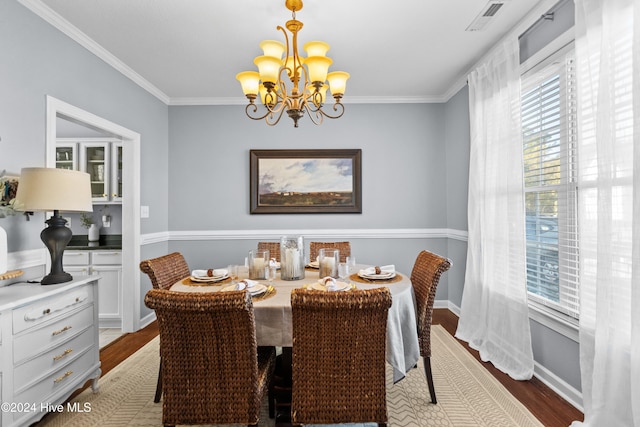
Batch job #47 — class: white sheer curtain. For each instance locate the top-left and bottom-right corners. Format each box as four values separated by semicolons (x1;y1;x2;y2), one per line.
571;0;640;425
456;38;534;380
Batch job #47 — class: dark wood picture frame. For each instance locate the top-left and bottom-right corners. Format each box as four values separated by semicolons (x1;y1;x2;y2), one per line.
250;149;362;214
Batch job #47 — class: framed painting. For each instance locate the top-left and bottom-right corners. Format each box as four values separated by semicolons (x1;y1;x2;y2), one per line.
250;149;362;214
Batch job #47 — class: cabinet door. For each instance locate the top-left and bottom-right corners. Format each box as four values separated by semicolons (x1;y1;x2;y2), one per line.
90;265;122;328
110;143;123;202
80;142;110;202
55;143;77;171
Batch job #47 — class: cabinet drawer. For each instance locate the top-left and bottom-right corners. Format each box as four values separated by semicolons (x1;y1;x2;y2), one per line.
14;326;95;392
63;251;90;265
91;251;122;265
12;286;92;334
14;305;94;364
13;347;96;420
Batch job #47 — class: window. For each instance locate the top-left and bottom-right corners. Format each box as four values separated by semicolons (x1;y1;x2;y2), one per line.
521;45;579;319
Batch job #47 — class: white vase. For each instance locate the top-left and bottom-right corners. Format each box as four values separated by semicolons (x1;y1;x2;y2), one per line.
88;224;100;242
0;224;7;274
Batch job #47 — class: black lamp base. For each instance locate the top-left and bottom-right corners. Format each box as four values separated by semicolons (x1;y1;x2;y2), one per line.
40;210;73;285
41;271;73;285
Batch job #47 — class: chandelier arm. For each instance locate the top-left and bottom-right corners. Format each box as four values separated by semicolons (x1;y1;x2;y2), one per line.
302;102;324;126
264;104;288;126
277;26;292;79
245;100;286;121
316;101;345;120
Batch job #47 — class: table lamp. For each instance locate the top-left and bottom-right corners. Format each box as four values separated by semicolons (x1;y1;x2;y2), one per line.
14;167;92;285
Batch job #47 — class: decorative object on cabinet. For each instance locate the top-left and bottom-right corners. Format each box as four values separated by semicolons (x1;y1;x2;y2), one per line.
250;149;362;214
81;213;100;242
1;170;33;221
14;168;93;285
0;277;101;427
0;223;7;274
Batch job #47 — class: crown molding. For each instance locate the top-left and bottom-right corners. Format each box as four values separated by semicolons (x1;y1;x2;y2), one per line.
18;0;171;105
168;94;448;106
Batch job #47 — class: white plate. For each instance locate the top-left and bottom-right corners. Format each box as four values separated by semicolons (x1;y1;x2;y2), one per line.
221;283;268;296
358;271;396;280
307;261;319;269
190;274;229;283
309;281;350;292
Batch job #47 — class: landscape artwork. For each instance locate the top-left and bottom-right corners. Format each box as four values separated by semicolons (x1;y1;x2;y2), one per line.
250;149;362;214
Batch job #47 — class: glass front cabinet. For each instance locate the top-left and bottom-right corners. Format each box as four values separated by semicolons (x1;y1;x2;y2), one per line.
56;138;123;203
55;143;77;171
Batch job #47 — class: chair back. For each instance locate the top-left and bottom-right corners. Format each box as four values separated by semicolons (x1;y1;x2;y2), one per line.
257;241;281;262
291;287;391;425
410;250;451;357
309;241;351;263
144;289;263;425
140;252;190;290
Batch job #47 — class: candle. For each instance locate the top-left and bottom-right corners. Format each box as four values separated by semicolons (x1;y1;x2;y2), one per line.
251;257;265;278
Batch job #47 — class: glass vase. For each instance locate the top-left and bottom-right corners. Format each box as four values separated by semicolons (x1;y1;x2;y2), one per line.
280;235;305;280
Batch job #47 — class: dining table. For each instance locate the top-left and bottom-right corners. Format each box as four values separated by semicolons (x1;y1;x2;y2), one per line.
170;264;420;382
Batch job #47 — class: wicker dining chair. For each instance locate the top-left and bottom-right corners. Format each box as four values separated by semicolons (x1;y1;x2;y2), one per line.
257;241;281;262
290;287;392;426
410;250;451;404
144;289;276;427
139;252;191;403
309;241;351;263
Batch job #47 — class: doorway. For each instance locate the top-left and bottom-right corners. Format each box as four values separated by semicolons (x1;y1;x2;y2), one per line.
45;96;141;333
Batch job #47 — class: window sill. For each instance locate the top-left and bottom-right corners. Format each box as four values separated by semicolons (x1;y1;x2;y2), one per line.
528;302;579;342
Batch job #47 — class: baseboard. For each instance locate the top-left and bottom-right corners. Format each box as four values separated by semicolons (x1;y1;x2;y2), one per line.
533;360;583;412
441;306;583;413
139;311;157;330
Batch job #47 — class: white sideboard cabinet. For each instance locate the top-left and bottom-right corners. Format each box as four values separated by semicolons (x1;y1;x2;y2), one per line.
0;277;101;427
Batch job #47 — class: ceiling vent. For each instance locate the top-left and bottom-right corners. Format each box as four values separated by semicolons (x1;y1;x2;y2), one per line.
466;0;508;31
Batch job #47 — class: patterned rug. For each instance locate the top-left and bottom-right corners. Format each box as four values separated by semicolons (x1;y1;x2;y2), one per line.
36;325;543;427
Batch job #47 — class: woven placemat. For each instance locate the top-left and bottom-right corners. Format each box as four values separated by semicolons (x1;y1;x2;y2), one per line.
181;276;231;286
348;272;404;284
252;285;277;301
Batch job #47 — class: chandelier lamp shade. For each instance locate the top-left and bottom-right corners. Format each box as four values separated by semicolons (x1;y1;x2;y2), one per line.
236;0;350;127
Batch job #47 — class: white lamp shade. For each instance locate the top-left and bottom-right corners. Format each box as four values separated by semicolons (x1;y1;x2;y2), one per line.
14;167;93;213
305;56;333;83
236;71;260;96
327;71;350;96
260;40;286;59
303;41;330;57
254;55;283;84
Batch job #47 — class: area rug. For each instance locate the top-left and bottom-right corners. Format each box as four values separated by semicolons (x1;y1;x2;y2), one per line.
36;325;543;427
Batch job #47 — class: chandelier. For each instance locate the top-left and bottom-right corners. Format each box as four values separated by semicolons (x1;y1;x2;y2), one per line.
236;0;350;128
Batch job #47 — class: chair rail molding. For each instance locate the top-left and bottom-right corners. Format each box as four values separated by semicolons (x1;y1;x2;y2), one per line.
140;228;469;244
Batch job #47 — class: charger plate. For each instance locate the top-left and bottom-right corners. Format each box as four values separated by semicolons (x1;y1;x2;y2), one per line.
349;272;403;284
181;276;231;286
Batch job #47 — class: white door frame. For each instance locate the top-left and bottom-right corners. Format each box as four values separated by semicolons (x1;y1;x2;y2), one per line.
45;95;141;333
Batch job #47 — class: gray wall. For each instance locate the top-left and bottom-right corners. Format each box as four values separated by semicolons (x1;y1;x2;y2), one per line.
1;0;170;253
444;85;470;307
159;102;453;317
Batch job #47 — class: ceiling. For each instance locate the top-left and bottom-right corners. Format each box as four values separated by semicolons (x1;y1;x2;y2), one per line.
27;0;549;105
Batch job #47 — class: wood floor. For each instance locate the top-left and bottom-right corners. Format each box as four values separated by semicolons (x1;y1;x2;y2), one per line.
86;309;583;427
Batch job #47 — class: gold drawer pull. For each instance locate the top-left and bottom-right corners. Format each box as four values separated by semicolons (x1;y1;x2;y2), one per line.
53;349;73;361
52;325;72;336
54;371;73;383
